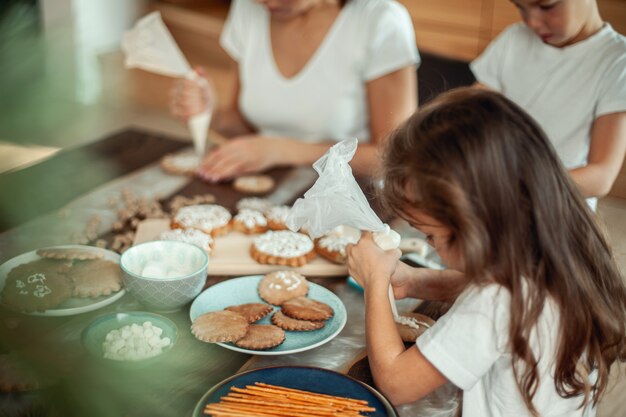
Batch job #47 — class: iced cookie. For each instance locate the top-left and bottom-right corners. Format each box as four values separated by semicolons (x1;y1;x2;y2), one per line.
271;310;325;332
233;324;285;350
69;259;122;297
395;313;436;342
191;311;249;343
251;231;315;267
160;228;214;255
315;226;361;264
225;303;273;323
160;150;201;176
172;204;231;237
236;197;273;213
258;271;309;305
233;175;275;194
232;209;268;235
1;260;73;312
281;297;334;321
265;205;291;231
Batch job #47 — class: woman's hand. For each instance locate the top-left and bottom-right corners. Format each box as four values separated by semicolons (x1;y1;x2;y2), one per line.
346;232;401;292
169;67;216;121
196;135;285;182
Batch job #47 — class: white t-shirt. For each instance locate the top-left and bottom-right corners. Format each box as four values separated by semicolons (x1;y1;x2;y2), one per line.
220;0;419;143
471;24;626;210
417;284;595;417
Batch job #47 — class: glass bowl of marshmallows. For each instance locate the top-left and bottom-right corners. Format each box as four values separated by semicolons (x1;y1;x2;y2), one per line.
81;311;178;363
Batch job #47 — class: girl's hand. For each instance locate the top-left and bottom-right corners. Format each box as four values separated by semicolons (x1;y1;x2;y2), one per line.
169;67;216;121
389;260;417;300
346;232;401;291
196;135;285;182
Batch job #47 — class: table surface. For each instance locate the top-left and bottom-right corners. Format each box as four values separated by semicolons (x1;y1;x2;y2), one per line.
0;130;460;417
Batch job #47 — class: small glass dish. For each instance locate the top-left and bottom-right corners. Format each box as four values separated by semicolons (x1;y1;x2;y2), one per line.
81;311;178;364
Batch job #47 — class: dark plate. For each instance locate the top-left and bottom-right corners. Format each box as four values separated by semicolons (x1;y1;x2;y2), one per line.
192;365;397;417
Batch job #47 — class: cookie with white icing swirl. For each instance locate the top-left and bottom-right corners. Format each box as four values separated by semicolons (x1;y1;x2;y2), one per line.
171;204;231;237
250;231;315;267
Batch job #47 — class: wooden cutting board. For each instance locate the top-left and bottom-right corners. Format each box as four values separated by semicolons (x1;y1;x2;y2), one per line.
133;219;349;277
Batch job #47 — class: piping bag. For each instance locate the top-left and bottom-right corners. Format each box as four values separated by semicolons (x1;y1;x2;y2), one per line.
285;139;401;318
121;11;211;155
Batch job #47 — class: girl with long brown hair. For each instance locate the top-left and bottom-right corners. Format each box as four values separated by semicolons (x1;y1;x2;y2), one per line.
347;88;626;416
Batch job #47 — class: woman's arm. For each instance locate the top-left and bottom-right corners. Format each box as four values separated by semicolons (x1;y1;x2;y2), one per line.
569;112;626;198
351;65;417;175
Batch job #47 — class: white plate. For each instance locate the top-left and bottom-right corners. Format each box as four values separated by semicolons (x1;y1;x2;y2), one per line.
190;275;347;355
0;245;126;316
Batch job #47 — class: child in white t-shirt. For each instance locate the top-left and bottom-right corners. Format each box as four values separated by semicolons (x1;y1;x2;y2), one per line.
170;0;418;181
347;88;626;417
471;0;626;209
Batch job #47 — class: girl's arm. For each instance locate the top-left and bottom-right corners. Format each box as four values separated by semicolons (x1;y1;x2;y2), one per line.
391;261;468;302
569;112;626;198
348;233;448;405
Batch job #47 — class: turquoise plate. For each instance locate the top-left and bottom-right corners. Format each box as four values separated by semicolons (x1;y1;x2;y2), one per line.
192;366;397;417
189;275;347;355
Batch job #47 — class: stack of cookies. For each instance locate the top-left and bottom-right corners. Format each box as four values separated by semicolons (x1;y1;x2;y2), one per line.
190;271;334;351
0;247;122;313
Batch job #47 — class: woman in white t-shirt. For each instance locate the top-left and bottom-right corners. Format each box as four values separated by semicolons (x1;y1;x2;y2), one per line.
471;0;626;209
170;0;418;181
347;89;626;416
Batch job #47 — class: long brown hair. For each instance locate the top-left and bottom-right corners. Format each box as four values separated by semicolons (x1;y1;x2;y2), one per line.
381;88;626;414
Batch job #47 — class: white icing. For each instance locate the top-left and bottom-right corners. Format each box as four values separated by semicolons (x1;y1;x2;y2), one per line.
33;284;52;298
395;315;421;331
265;205;291;222
160;228;213;253
236;198;273;213
17;274;53;298
268;283;283;290
174;204;231;231
318;226;360;256
27;273;46;284
234;209;267;229
253;231;313;258
102;321;171;361
373;225;401;250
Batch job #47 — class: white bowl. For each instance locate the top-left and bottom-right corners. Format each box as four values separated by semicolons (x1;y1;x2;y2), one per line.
120;241;208;312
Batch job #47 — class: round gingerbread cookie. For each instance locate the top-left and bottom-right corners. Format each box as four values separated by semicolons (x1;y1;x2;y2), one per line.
281;296;334;321
1;259;73;313
271;310;325;331
233;175;275;194
191;310;249;343
224;303;273;323
258;270;309;305
233;324;286;350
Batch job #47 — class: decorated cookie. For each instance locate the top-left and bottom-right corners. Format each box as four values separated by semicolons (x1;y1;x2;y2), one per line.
160;228;214;254
1;260;73;312
233;175;275;194
236;197;273;213
395;313;436;342
232;209;268;234
265;205;291;231
160;150;201;176
172;204;232;237
258;271;309;305
251;231;315;267
315;226;361;264
233;324;286;350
